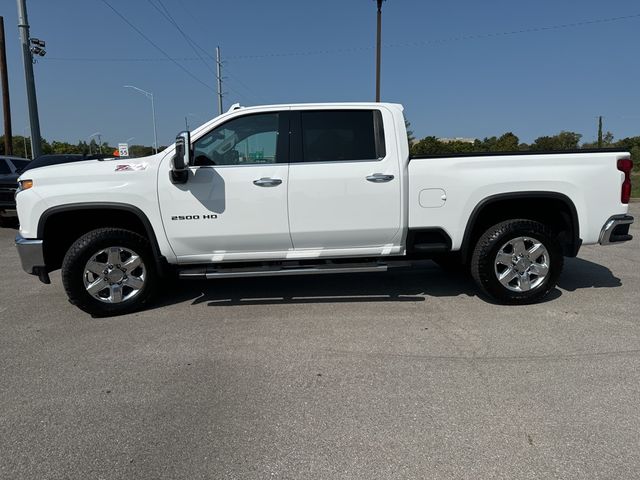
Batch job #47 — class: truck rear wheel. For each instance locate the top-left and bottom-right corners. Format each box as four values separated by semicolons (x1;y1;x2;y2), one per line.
470;219;563;304
61;228;157;316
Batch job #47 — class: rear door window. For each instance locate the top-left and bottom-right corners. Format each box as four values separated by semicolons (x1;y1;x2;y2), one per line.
298;110;385;162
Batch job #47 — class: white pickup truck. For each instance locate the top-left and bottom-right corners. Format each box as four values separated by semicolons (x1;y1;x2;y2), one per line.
15;103;634;315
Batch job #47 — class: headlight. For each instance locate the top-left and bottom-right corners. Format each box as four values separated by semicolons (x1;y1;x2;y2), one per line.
16;179;34;196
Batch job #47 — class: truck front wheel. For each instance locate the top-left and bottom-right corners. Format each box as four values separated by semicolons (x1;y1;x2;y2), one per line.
61;228;158;316
470;219;563;304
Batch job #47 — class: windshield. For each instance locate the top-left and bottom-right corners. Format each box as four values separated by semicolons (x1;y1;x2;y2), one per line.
10;159;30;173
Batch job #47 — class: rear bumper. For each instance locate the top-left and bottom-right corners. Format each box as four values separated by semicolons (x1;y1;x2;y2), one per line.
599;215;634;245
15;234;48;283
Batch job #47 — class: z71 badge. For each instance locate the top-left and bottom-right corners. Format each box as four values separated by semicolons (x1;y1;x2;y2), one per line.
115;163;148;172
171;214;218;220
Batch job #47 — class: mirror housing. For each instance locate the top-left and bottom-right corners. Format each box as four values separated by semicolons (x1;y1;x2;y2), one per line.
170;130;191;184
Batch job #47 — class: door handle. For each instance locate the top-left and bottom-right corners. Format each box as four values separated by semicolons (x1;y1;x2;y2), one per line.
366;173;394;183
253;177;283;187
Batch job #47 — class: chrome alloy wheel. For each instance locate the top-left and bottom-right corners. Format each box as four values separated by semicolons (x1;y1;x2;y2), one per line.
493;236;550;293
82;246;146;303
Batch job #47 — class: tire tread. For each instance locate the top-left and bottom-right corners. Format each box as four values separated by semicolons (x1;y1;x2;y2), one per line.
470;219;563;304
61;228;156;316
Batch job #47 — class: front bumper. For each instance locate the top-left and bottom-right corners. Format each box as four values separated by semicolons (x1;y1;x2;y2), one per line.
15;234;50;283
599;215;634;245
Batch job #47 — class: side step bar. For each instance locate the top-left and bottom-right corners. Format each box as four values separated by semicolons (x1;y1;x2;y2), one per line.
178;262;394;280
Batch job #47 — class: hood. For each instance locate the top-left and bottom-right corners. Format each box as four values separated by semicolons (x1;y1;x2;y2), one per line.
21;154;114;173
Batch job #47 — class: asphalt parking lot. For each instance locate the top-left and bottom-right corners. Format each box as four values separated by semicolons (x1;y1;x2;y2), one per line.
1;205;639;480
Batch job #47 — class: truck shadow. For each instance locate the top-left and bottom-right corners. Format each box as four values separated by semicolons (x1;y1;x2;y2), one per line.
160;264;471;308
559;257;622;291
154;257;621;309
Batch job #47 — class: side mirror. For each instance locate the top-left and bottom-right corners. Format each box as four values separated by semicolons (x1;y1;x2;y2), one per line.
170;131;191;184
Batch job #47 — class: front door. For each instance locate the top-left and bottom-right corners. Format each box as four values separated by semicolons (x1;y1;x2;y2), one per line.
158;111;292;262
287;108;402;251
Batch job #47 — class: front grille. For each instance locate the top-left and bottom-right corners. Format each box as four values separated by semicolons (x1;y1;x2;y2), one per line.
0;188;16;203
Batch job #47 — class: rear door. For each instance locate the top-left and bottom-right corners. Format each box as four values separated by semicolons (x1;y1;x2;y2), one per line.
287;107;401;250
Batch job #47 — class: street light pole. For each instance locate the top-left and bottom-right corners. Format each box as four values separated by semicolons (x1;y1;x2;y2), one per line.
124;85;158;154
374;0;385;102
88;131;101;155
16;0;42;158
184;113;196;131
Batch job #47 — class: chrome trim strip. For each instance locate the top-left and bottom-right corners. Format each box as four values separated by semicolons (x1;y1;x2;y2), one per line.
205;265;387;279
178;264;389;280
598;215;634;245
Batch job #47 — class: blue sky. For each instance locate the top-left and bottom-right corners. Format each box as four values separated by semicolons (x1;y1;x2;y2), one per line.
2;0;639;147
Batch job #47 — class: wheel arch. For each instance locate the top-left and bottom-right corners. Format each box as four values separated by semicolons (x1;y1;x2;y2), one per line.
38;202;166;273
460;192;581;262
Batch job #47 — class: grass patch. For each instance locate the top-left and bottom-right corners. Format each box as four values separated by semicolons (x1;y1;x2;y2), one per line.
632;173;640;199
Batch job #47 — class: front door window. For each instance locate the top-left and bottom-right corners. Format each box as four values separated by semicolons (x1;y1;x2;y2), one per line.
193;113;281;166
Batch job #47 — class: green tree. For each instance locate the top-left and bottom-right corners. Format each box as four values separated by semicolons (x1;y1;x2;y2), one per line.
531;131;582;151
495;132;519;151
630;146;640;173
405;119;415;145
475;136;497;151
597;116;603;148
411;136;446;155
445;140;476;154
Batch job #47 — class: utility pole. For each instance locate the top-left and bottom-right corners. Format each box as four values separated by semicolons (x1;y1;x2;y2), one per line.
0;17;13;155
216;46;223;115
16;0;42;158
375;0;385;102
597;116;603;148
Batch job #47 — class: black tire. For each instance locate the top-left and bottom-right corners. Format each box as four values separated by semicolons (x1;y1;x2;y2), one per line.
61;228;158;316
470;219;563;305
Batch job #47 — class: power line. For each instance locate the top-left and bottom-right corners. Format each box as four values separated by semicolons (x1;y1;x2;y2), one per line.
223;64;268;104
45;56;197;62
119;0;254;106
226;12;640;60
45;10;640;63
385;12;640;50
145;0;216;76
99;0;215;92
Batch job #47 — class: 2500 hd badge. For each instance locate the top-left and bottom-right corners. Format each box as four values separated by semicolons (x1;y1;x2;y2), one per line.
171;214;218;220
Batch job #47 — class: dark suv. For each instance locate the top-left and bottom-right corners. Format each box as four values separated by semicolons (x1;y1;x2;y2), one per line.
0;156;30;223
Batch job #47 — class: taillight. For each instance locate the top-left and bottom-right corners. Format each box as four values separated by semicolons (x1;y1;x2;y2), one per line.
617;158;633;204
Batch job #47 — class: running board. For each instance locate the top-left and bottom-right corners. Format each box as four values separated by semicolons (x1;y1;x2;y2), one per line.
178;263;390;280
